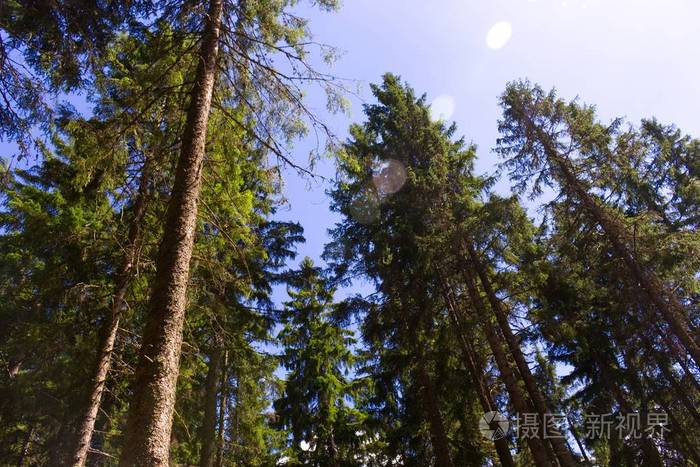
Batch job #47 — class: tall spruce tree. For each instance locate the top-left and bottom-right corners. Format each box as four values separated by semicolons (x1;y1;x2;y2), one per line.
275;257;364;466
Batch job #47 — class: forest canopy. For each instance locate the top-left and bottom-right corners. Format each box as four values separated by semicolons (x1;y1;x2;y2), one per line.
0;1;698;466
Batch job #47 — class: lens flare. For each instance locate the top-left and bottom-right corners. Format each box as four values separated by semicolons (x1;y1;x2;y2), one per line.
430;95;456;122
486;21;512;50
372;159;407;195
349;185;381;224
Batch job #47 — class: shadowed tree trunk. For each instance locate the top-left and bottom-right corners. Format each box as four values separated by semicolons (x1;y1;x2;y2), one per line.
215;351;227;467
437;271;515;467
461;268;553;467
416;360;455;467
396;289;455;467
200;345;222;467
597;357;664;467
65;159;151;467
17;424;33;467
656;398;700;464
118;0;224;463
466;245;579;467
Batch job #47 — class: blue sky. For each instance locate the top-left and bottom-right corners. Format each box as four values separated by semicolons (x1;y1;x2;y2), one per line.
273;0;700;301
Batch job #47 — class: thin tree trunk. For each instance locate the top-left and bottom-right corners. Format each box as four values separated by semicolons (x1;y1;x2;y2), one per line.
461;268;553;467
215;351;227;467
466;245;579;467
200;346;222;467
437;271;515;467
118;0;224;464
639;333;700;427
65;160;151;467
416;360;455;467
558;156;700;366
529;117;700;366
599;360;664;467
566;415;591;465
657;398;700;464
17;424;33;467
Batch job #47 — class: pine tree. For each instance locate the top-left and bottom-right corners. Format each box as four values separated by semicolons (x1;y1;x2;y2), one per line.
275;257;364;466
497;81;700;367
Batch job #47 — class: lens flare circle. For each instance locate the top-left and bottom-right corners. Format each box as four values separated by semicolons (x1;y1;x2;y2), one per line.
486;21;512;50
372;159;407;195
430;95;456;122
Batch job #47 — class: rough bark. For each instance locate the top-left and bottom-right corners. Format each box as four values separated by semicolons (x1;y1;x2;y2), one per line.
416;360;455;467
200;346;222;467
466;245;579;467
65;161;151;467
118;0;224;464
461;268;553;467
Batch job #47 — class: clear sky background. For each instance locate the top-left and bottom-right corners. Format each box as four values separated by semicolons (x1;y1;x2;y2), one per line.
273;0;700;301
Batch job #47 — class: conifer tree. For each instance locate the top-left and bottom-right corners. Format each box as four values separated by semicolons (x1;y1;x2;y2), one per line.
275;257;364;466
497;81;700;367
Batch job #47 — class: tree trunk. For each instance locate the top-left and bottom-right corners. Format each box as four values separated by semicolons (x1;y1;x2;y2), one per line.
65;160;151;467
396;288;455;467
215;351;227;467
466;245;579;467
657;398;700;465
599;360;664;467
200;346;222;467
416;360;455;467
559;156;700;366
461;268;553;467
529;117;700;366
639;333;700;426
17;424;33;467
437;271;515;467
566;415;591;465
118;0;224;464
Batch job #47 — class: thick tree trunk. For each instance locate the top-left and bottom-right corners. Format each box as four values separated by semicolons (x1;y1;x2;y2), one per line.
461;268;553;467
416;360;455;467
466;245;579;467
65;161;151;467
200;346;222;467
437;272;515;467
118;0;224;464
